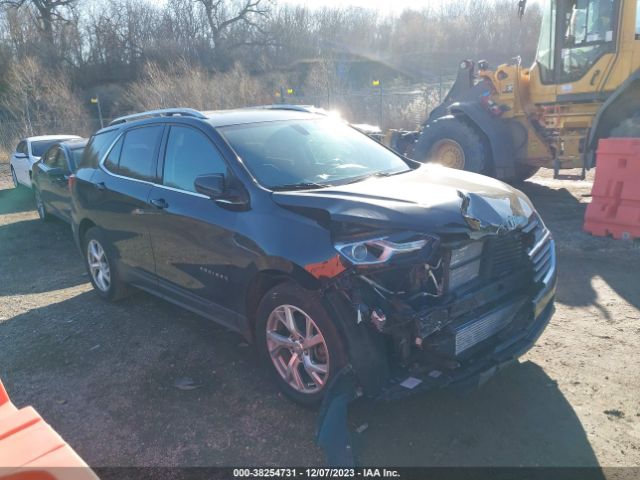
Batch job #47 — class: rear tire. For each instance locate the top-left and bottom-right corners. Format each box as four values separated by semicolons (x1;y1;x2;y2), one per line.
83;226;130;301
34;188;51;222
411;115;489;174
255;282;347;406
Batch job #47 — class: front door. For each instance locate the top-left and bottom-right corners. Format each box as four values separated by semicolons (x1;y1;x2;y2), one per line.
146;125;249;324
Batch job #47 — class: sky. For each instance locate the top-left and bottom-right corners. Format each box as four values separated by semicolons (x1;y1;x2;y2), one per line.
277;0;545;15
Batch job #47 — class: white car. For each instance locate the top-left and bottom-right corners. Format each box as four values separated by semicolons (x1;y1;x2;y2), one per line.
10;135;82;188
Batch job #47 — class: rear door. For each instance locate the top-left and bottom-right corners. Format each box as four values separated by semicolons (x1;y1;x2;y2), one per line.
88;125;164;288
47;148;74;220
146;124;246;326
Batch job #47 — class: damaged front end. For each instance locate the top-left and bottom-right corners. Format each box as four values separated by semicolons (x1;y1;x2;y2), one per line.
321;214;557;400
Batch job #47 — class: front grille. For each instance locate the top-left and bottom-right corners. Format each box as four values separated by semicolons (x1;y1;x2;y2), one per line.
454;300;524;355
485;233;529;279
527;218;554;283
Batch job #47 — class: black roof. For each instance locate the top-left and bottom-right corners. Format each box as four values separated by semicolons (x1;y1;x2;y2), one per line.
204;108;324;128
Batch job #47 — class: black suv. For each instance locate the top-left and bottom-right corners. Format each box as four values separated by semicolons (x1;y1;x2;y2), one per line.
70;107;556;405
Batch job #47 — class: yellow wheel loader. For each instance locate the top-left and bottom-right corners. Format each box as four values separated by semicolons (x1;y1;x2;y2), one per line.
406;0;640;182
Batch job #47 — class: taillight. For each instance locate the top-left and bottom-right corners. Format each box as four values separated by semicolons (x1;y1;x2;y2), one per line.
68;174;76;191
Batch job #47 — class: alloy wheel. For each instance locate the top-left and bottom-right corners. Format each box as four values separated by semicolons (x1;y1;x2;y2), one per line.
87;239;111;292
265;304;330;394
35;191;45;220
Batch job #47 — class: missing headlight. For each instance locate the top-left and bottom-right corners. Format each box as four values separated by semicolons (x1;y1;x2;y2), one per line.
447;241;484;291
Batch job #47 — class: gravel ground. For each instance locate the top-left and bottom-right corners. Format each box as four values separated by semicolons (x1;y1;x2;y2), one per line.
0;161;638;468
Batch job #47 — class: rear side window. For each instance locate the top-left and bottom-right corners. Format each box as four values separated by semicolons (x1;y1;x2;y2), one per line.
82;130;120;168
43;148;59;167
16;141;27;154
162;126;226;193
118;126;163;181
104;137;123;173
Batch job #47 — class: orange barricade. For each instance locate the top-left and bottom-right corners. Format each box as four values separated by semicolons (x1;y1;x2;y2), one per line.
0;381;98;480
584;138;640;240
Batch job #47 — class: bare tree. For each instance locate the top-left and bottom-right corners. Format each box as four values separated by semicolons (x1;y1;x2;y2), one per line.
194;0;272;58
0;0;78;45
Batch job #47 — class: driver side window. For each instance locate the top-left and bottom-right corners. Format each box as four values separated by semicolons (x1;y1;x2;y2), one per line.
162;126;227;193
16;141;27;155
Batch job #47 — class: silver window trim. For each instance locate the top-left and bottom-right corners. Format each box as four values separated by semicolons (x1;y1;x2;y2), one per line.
98;131;210;200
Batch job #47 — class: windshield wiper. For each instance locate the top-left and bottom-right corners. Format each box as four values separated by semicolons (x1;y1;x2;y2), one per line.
341;170;405;185
270;182;330;191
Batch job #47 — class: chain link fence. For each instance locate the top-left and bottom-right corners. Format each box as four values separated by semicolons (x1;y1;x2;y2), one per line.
0;117;104;161
0;80;454;161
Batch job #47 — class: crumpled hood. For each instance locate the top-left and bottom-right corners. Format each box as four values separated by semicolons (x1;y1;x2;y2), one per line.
272;165;535;235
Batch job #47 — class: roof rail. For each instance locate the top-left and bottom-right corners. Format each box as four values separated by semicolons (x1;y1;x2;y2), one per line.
250;104;328;115
109;108;208;126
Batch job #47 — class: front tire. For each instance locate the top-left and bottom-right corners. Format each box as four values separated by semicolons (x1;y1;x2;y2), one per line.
83;227;130;301
411;115;489;174
255;282;347;406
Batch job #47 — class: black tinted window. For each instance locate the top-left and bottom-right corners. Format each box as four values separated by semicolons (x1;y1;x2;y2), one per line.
163;126;226;192
16;141;27;154
69;148;84;171
43;147;58;166
53;150;68;171
104;137;123;173
118;126;163;181
82;130;119;168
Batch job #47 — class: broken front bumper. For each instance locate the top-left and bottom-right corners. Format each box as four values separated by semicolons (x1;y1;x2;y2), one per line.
377;235;557;401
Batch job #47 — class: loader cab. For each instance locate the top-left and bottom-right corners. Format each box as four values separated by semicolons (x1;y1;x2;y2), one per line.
535;0;620;90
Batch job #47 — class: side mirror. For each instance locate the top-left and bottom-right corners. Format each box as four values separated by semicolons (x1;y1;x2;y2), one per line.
194;173;249;209
14;152;27;159
194;174;225;198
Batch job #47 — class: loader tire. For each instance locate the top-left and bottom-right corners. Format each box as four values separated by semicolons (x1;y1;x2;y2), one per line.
512;164;540;183
412;115;489;174
610;114;640;138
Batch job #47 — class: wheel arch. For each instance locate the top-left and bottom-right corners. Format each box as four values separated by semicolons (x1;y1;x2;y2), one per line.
244;263;322;341
78;218;97;244
448;101;517;180
586;69;640;167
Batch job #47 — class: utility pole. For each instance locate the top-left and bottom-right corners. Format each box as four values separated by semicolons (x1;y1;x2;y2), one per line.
372;79;382;128
91;97;104;129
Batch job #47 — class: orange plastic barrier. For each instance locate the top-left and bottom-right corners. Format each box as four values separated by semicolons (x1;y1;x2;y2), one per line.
584;138;640;240
0;381;98;480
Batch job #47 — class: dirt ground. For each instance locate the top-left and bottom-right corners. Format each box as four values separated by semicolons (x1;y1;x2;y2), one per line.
0;160;638;468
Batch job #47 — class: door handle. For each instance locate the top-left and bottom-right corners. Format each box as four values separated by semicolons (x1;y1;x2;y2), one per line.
150;198;169;209
95;182;106;191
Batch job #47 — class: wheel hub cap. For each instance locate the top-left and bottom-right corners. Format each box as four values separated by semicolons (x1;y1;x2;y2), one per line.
430;139;466;169
87;239;111;292
266;304;329;394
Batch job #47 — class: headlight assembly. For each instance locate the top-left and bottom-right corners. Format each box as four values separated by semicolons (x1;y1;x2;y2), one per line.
335;236;434;265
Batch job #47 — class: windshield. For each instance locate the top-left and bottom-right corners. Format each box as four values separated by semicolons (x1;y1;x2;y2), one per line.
31;140;62;157
536;0;618;84
219;119;412;190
